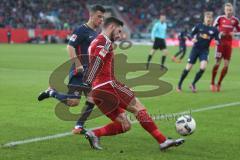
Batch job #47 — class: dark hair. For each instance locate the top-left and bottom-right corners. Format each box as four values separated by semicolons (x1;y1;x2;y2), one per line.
103;17;124;28
90;5;105;13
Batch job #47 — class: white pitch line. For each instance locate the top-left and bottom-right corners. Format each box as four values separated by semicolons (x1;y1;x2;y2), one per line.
1;102;240;148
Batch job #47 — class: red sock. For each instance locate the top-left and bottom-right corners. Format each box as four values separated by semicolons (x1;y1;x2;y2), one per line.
218;66;228;85
211;64;219;85
93;121;124;137
136;109;166;144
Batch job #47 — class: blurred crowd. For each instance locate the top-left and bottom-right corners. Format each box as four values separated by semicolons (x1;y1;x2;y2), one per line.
117;0;240;33
0;0;88;29
0;0;239;34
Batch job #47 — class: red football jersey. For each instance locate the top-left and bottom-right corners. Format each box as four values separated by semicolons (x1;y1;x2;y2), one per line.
86;34;115;88
213;15;240;41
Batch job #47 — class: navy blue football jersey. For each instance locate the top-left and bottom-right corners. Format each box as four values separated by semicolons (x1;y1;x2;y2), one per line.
68;24;98;67
178;30;190;46
191;23;220;50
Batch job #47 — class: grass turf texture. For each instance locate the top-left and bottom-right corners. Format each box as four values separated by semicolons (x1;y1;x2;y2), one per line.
0;44;239;160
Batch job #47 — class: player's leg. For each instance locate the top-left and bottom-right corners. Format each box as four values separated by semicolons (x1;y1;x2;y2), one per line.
211;45;223;91
73;96;95;134
38;69;82;104
177;49;196;91
217;59;229;92
160;39;168;68
190;60;207;93
37;87;80;105
126;98;184;150
146;38;159;69
85;111;130;150
85;86;131;149
211;58;221;91
172;46;182;62
177;63;193;92
90;111;131;137
146;49;157;70
217;46;231;91
179;46;187;60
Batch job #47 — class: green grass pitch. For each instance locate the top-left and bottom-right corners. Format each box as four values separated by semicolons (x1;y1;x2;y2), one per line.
0;44;239;160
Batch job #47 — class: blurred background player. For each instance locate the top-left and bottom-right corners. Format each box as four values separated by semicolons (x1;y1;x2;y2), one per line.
146;14;170;70
82;17;184;150
177;12;220;93
37;5;105;134
172;27;190;63
211;3;240;92
7;30;11;44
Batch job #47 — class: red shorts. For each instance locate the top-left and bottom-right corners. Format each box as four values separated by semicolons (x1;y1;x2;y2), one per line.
215;42;232;60
91;81;135;121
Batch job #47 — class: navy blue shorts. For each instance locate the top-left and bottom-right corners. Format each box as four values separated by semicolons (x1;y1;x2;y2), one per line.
188;47;209;64
179;45;186;51
68;64;87;97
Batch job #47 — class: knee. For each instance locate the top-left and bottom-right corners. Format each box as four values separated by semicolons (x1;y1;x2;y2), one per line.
186;64;192;70
67;99;79;107
127;100;146;115
199;68;205;74
163;51;168;56
224;63;229;68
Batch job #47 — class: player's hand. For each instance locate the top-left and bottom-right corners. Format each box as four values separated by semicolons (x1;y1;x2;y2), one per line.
229;32;234;37
73;65;84;75
76;65;84;73
192;38;197;43
79;82;91;93
219;32;226;38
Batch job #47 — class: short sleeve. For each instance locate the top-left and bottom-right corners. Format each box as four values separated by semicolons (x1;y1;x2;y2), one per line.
68;29;84;48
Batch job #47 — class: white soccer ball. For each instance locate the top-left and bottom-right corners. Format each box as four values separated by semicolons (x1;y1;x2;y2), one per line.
175;115;196;136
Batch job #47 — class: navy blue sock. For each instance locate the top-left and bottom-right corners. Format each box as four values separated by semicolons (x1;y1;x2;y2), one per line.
76;101;95;127
50;90;79;102
178;69;189;88
192;69;205;86
174;50;182;57
180;50;186;60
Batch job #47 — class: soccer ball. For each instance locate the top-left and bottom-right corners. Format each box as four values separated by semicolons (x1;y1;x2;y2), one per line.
175;115;196;136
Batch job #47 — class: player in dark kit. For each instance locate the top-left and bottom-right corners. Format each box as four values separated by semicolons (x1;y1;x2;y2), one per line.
38;5;105;134
172;28;190;63
81;17;184;150
177;12;220;93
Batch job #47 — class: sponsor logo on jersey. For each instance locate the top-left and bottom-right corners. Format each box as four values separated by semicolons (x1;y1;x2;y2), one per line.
200;33;210;39
209;30;214;34
70;34;77;42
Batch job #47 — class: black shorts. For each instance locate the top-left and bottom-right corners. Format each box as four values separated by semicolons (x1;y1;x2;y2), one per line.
179;45;186;52
67;65;87;98
153;38;166;50
188;47;209;64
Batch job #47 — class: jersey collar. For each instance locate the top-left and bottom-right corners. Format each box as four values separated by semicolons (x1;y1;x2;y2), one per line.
101;33;112;43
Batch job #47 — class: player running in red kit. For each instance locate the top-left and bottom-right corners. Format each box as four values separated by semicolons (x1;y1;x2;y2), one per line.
211;3;240;92
81;17;185;150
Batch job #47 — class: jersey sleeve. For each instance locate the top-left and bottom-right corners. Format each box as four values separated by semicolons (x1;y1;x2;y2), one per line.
214;28;220;45
213;16;220;27
84;41;111;84
178;32;182;40
235;18;240;32
68;29;84;48
151;23;158;40
190;25;199;38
